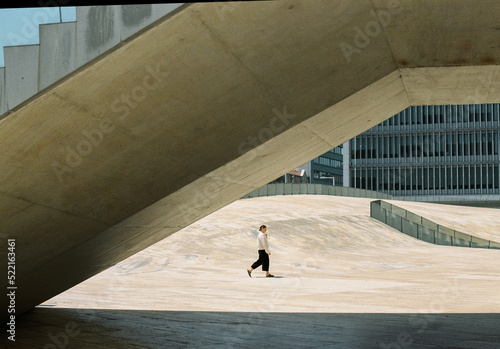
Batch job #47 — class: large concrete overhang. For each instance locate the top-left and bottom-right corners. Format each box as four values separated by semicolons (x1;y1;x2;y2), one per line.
1;0;499;319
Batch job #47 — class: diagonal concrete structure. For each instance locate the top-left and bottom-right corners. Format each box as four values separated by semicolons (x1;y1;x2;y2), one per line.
1;0;499;319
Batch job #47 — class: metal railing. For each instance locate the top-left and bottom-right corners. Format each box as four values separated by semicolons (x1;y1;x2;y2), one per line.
241;183;392;200
370;200;500;249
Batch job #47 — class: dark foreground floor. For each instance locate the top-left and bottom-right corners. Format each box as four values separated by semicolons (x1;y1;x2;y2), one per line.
2;307;500;349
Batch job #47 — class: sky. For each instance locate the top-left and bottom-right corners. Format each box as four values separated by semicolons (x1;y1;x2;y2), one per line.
0;7;76;67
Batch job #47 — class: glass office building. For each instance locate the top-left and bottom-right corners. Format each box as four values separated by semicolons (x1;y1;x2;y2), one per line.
296;145;344;185
310;146;344;185
348;104;500;198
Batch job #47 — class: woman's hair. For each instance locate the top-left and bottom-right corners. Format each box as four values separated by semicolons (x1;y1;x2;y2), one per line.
259;225;267;231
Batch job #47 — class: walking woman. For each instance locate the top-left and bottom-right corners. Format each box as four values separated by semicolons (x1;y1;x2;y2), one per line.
247;225;274;277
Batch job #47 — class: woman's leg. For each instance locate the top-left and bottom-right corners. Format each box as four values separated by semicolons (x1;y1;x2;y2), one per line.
261;251;270;274
248;250;264;275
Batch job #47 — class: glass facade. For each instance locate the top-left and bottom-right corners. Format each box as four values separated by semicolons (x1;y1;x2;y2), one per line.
311;146;343;185
350;104;500;196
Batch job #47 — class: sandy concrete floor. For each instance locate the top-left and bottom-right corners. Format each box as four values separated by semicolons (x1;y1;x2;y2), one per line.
4;196;500;348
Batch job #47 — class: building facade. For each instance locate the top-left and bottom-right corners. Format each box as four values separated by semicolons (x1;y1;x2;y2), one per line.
297;145;344;186
346;104;500;202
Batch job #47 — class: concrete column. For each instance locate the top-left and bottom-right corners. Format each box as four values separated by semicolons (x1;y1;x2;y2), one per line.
343;141;350;187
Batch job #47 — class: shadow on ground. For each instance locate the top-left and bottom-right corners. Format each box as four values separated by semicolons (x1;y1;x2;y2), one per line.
2;307;500;348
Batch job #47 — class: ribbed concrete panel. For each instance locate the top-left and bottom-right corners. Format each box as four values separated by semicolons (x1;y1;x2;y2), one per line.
119;4;184;41
39;22;78;91
0;67;6;117
4;45;39;109
76;6;122;67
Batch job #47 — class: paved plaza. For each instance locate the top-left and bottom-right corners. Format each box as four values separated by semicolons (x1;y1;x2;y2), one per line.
4;196;500;348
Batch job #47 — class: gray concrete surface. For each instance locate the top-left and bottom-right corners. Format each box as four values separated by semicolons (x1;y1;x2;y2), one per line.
39;22;78;91
4;45;39;109
2;195;500;348
0;67;5;115
1;0;500;321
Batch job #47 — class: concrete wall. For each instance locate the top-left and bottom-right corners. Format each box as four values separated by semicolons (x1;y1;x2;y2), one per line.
370;200;500;250
4;45;39;110
242;183;392;200
39;22;78;91
0;4;184;119
0;67;5;115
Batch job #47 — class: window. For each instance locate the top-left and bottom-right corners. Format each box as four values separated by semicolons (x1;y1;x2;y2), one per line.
494;130;499;156
495;164;499;190
458;165;463;190
464;166;469;190
458;132;463;156
464;132;469;156
488;164;494;189
440;166;446;190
